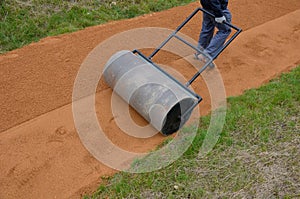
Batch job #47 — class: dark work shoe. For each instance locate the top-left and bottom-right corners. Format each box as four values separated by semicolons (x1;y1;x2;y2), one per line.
194;53;215;68
194;53;200;60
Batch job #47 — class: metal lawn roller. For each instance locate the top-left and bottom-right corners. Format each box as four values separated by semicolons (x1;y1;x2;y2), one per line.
103;8;242;136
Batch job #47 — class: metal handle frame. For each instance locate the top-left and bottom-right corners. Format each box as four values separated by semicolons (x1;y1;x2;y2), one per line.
147;7;242;86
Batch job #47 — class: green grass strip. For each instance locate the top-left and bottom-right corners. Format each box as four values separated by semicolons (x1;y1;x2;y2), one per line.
86;66;300;198
0;0;196;53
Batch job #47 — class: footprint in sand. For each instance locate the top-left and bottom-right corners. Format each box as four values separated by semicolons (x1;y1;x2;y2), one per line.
47;126;69;143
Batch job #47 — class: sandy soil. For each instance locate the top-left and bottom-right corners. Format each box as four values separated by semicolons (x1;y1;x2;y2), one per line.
0;0;300;198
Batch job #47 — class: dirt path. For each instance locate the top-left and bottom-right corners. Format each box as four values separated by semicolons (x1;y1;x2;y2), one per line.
0;1;300;198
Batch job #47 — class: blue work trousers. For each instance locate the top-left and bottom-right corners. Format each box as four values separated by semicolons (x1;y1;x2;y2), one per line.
198;9;232;58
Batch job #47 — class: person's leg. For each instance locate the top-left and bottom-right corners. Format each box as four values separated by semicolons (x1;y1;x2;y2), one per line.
204;9;232;58
198;12;215;50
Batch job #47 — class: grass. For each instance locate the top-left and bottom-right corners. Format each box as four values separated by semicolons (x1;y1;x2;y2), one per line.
85;66;300;198
0;0;196;53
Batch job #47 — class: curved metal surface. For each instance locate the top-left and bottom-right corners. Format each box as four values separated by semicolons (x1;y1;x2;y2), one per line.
103;50;197;135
